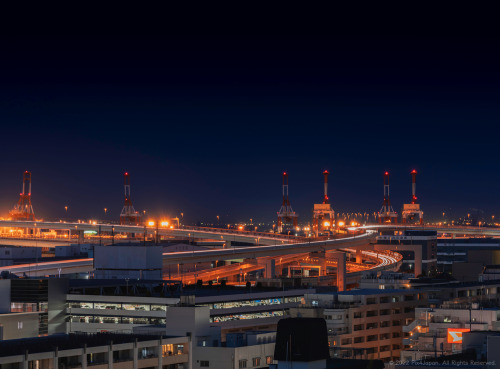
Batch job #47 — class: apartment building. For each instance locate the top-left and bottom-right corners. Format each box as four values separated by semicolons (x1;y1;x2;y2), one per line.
401;302;500;361
0;332;191;369
289;289;428;363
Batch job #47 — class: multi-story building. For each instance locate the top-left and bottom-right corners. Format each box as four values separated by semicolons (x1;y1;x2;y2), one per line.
0;278;67;337
289;289;428;363
359;271;412;290
192;331;276;369
377;229;437;276
0;332;191;369
437;237;500;273
401;303;500;361
66;279;310;338
358;273;500;309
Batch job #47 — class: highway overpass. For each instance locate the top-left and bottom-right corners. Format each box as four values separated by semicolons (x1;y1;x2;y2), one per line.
0;220;302;246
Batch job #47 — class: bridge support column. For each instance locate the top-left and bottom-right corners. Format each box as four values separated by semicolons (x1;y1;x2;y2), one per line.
318;257;327;277
328;251;346;292
356;249;363;264
257;258;275;278
69;229;85;243
225;240;231;248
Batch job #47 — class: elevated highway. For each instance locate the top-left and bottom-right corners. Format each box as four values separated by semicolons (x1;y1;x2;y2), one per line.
0;258;93;277
161;232;375;263
0;220;302;246
3;220;491;281
358;224;500;237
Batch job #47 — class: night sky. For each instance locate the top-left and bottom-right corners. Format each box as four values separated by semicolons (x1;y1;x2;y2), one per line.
0;29;498;223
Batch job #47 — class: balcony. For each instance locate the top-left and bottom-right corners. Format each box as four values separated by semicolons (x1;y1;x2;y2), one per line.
137;356;158;369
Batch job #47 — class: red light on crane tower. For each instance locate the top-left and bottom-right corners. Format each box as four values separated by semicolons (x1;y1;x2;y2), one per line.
120;172;142;225
10;171;35;221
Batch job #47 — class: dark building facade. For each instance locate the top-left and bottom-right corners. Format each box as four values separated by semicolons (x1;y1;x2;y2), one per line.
377;229;437;276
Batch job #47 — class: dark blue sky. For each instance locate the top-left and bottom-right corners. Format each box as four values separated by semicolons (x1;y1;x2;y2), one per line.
0;33;498;223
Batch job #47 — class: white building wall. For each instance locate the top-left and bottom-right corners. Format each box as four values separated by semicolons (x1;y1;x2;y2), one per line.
192;343;275;369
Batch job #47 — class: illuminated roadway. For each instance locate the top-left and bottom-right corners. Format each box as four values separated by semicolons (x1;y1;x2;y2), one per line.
161;232;376;263
358;224;500;237
1;220;497;244
174;250;401;285
0;220;492;278
0;220;302;246
0;258;93;277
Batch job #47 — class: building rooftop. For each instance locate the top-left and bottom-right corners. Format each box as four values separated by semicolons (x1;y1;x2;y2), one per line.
68;278;314;299
0;332;181;357
334;288;416;296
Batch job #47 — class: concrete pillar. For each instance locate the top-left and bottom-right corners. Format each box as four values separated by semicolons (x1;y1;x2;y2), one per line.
329;251;346;292
133;340;138;369
356;249;363;264
413;245;422;277
82;345;87;369
157;340;163;369
54;348;59;369
257;258;276;278
69;229;85;243
108;342;113;369
23;352;28;369
318;257;327;277
225;240;231;248
188;334;193;369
